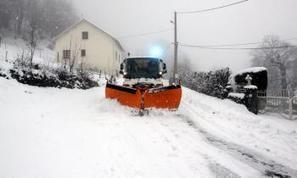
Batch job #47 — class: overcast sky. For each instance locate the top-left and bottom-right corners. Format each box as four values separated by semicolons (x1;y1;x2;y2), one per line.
71;0;297;72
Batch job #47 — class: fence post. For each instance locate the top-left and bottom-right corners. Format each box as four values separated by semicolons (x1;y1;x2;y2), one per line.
289;98;293;120
5;51;8;62
4;43;8;61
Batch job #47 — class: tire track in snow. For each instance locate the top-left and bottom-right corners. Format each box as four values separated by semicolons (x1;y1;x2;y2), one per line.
147;117;210;177
148;113;245;178
176;110;297;178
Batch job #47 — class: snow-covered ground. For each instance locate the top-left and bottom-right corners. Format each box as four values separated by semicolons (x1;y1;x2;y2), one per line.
0;77;297;178
1;38;297;177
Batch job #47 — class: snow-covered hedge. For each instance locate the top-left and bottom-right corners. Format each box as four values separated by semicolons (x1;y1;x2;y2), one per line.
233;67;267;77
229;67;268;92
0;59;99;89
179;67;231;99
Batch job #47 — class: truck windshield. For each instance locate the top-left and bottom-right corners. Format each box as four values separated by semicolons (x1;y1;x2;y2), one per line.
125;58;160;79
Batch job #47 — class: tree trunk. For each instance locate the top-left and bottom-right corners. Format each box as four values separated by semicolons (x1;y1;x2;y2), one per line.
279;63;287;90
29;26;37;67
17;11;24;35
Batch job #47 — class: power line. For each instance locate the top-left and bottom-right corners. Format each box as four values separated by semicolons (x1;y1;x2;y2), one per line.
193;41;262;48
179;37;297;48
180;43;297;50
117;29;173;39
116;1;249;40
171;0;248;80
177;0;248;14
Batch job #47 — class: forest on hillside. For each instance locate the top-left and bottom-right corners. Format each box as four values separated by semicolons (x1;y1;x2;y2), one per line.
0;0;78;39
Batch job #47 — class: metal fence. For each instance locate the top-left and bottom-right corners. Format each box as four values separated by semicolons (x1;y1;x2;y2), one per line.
257;90;297;120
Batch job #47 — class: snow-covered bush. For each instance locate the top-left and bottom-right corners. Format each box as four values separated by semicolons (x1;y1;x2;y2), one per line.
0;59;12;79
180;67;231;99
227;92;245;104
0;69;9;79
2;57;99;89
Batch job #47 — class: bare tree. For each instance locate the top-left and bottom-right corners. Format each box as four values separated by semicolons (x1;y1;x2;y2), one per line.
25;0;43;67
14;0;26;35
251;35;297;90
62;37;83;73
70;46;80;73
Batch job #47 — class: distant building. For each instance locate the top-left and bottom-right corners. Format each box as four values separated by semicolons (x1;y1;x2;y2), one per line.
53;19;124;75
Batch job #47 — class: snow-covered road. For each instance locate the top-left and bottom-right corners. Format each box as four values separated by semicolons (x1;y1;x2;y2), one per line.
1;78;297;178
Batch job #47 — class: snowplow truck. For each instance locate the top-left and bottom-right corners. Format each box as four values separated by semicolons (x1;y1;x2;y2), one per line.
105;57;182;111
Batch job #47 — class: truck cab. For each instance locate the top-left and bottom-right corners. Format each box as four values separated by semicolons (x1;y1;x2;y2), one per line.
120;57;167;87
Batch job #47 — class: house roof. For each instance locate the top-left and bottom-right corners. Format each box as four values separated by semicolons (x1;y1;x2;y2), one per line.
53;19;124;51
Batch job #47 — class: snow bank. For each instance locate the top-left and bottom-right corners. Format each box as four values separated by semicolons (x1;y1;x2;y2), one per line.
182;87;297;171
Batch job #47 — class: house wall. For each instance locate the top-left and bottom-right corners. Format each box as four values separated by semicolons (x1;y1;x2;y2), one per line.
54;20;124;75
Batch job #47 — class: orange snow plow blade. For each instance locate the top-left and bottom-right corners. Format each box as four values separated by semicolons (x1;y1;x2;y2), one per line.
105;83;182;110
144;86;182;109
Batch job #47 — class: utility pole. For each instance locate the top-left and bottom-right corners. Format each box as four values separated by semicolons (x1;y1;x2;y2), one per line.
173;11;178;83
170;0;247;85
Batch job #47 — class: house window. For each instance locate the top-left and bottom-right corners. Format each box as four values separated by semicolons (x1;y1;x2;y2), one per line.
81;49;86;57
63;50;71;59
82;31;88;40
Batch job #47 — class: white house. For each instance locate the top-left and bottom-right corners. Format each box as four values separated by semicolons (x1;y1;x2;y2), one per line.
54;19;124;75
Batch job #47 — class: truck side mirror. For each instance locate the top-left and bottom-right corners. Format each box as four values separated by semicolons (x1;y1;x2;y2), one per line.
120;63;124;75
163;63;167;74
